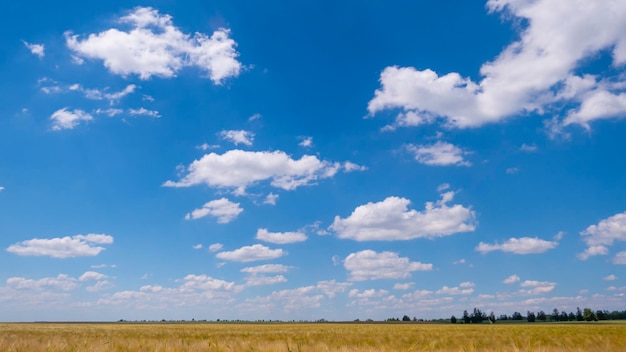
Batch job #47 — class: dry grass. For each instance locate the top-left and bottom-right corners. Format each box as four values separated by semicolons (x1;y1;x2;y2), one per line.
1;322;625;351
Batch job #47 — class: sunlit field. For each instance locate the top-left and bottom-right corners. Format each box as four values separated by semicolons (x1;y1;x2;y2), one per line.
1;322;626;351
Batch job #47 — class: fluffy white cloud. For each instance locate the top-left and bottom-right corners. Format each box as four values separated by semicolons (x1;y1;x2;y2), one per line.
23;41;44;58
78;271;106;281
240;264;292;273
244;286;324;311
577;245;609;260
245;274;287;286
580;212;626;246
343;250;432;281
406;142;470;166
503;274;521;284
95;108;124;117
184;198;243;224
7;274;78;291
519;280;556;295
519;143;538;152
316;280;351;298
216;244;285;262
476;237;558;254
66;7;241;83
330;192;476;241
0;186;4;192
79;84;136;103
192;244;203;250
263;193;279;205
367;0;626;130
393;282;415;290
7;234;113;258
299;136;313;148
163;149;347;192
50;108;93;130
255;228;307;244
208;243;223;252
128;107;160;118
614;251;626;264
220;130;254;146
436;282;475;295
603;274;618;281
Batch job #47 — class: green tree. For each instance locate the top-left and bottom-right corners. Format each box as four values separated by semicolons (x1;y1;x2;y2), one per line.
488;312;496;323
512;311;523;320
537;310;546;321
583;308;597;321
451;315;457;324
402;315;411;322
463;310;470;324
551;308;559;321
527;311;536;322
576;307;584;321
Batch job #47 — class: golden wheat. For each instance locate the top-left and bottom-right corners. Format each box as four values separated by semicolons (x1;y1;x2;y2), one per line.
1;322;625;351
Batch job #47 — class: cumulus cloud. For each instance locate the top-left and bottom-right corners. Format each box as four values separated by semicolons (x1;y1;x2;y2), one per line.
0;186;4;192
184;198;243;224
78;271;107;281
192;244;203;250
245;274;287;286
393;282;415;290
367;0;626;131
263;193;279;205
208;243;223;252
476;236;558;254
7;274;78;291
436;282;475;295
255;228;307;244
240;264;292;274
50;108;93;130
519;280;557;295
23;41;44;58
80;84;136;103
614;251;626;264
519;143;538;152
579;211;626;259
343;250;432;281
216;244;285;262
406;142;471;166
66;7;241;83
503;274;521;284
316;280;351;298
128;107;160;118
603;274;618;281
330;191;476;241
220;130;254;146
163;149;348;193
7;234;113;258
299;137;313;148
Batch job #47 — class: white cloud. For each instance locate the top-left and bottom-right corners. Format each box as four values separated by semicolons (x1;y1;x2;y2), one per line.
86;280;114;292
579;212;626;259
0;186;4;192
50;108;93;130
196;143;220;151
23;41;44;58
7;274;78;291
367;1;626;130
216;244;285;262
241;264;292;273
79;271;107;281
348;288;389;299
476;236;558;254
437;183;450;192
519;280;557;295
506;167;520;174
7;234;113;258
577;245;609;260
406;142;471;166
263;193;279;205
192;244;203;250
519;143;538;152
245;274;287;286
244;286;323;311
614;251;626;264
604;274;618;281
316;280;351;298
128;107;160;118
81;84;136;103
299;136;313;148
163;149;347;192
343;161;367;172
208;243;223;253
393;282;415;290
330;192;476;241
66;7;241;84
248;113;261;122
184;198;243;224
343;250;432;281
220;130;254;146
255;228;307;244
95;108;124;117
503;274;521;284
90;264;116;269
436;282;475;295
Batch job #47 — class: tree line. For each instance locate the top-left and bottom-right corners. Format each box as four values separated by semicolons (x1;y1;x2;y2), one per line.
450;307;626;323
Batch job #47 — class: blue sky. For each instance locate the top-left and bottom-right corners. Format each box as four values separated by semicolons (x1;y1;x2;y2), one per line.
1;0;626;322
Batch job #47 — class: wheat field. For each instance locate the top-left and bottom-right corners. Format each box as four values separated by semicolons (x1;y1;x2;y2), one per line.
1;322;625;351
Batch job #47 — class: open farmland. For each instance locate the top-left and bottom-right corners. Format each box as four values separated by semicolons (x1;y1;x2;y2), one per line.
1;322;626;351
